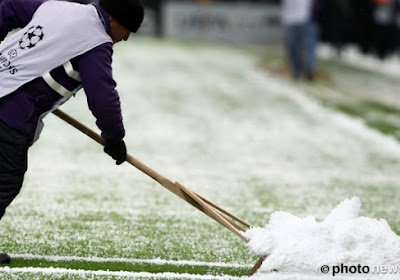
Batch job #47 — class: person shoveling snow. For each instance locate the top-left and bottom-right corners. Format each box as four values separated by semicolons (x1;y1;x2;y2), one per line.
244;197;400;278
0;0;144;264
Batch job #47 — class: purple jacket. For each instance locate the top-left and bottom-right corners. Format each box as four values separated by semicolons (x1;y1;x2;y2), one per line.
0;0;125;145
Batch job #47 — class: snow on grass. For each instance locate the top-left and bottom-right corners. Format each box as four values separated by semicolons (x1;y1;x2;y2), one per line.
318;44;400;80
10;254;248;268
0;38;400;278
0;267;240;280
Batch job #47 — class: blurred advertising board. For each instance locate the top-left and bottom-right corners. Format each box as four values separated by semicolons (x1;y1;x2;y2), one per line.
162;1;282;44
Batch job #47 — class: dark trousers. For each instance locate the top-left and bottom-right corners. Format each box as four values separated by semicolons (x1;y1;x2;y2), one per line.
285;22;319;79
0;120;28;220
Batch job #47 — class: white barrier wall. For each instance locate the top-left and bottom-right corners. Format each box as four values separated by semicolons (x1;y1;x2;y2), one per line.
162;2;283;44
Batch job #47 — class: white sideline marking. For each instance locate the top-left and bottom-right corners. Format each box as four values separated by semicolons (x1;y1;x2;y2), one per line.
0;267;242;279
10;254;250;268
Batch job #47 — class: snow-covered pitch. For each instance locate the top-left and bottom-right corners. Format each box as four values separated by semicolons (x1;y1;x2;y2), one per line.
0;38;399;279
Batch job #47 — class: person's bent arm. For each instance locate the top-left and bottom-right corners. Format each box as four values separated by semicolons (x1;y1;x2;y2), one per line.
77;43;126;146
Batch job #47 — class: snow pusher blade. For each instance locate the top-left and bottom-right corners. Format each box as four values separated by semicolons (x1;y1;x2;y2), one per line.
52;109;266;276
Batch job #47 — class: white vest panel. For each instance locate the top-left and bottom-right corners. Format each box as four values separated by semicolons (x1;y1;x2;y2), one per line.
281;0;312;25
0;1;112;97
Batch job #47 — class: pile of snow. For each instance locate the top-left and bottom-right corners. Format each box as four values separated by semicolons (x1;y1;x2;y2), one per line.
244;197;400;276
318;44;400;79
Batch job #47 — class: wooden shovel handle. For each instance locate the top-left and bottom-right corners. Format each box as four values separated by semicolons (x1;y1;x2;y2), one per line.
52;109;166;184
52;109;252;235
53;109;267;275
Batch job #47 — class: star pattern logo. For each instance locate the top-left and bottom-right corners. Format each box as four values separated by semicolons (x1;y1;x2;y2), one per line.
19;25;45;50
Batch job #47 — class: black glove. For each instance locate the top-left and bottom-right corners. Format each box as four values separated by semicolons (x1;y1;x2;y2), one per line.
104;140;127;165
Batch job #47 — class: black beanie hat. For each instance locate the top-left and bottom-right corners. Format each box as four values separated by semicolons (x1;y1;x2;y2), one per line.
99;0;144;33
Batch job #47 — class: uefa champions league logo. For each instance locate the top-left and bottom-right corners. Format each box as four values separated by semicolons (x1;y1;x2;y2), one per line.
18;25;45;50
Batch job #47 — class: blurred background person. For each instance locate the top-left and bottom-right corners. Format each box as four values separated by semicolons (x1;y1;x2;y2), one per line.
372;0;400;58
281;0;322;81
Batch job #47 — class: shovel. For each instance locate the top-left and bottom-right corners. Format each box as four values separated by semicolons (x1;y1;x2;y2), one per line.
52;109;266;276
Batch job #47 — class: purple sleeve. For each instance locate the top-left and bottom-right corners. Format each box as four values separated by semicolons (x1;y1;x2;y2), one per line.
0;0;46;42
77;43;126;144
